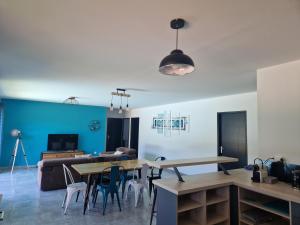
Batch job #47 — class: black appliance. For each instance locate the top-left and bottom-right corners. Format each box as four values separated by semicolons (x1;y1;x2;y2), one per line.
47;134;78;151
270;160;286;181
292;170;300;190
251;164;261;183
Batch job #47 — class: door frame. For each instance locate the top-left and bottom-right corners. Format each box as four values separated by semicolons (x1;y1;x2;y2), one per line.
217;111;248;165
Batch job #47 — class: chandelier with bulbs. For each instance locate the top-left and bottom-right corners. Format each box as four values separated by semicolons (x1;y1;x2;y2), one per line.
109;89;130;114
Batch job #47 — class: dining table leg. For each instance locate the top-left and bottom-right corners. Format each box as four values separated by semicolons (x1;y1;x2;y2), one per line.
83;174;93;214
150;187;157;225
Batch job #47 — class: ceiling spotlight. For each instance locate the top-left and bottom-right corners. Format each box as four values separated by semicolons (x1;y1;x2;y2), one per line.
159;18;195;76
63;96;79;104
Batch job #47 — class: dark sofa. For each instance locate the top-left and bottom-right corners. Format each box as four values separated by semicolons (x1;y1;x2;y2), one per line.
37;148;137;191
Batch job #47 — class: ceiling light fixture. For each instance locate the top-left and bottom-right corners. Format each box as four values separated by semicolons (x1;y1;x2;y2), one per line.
159;18;195;76
63;96;79;104
119;96;123;114
109;89;131;114
109;95;114;111
126;96;129;112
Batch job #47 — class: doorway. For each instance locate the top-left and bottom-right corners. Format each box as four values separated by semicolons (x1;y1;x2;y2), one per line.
106;118;124;152
217;111;247;170
130;117;139;158
106;117;139;153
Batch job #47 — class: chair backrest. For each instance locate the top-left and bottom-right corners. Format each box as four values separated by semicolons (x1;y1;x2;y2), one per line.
101;165;123;189
154;156;166;176
140;164;149;185
156;156;166;161
116;147;136;156
62;164;75;186
119;155;130;161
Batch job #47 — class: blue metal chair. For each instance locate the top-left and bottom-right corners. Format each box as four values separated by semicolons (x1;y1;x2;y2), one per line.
93;165;123;215
119;155;130;161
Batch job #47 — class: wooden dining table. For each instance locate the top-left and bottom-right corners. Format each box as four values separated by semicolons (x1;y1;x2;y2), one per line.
71;159;146;214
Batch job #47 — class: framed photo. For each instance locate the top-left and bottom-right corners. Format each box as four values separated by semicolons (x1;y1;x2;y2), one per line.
152;112;189;135
171;117;186;130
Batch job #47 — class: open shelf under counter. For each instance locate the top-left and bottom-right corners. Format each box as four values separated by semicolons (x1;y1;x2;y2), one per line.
177;198;203;213
206;186;229;206
178;207;205;225
240;199;290;219
206;200;229;225
178;191;205;213
206;195;228;206
238;187;293;225
178;217;201;225
206;212;228;225
240;216;289;225
213;222;228;225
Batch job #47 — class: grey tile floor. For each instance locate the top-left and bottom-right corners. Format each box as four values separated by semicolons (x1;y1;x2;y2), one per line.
0;168;166;225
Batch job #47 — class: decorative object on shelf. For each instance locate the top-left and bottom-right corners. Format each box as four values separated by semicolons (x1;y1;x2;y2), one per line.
152;111;190;136
63;96;79;104
109;88;131;114
159;18;195;76
88;120;101;132
10;129;29;173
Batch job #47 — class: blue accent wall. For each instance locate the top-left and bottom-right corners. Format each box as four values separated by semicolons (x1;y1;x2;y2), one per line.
0;99;107;166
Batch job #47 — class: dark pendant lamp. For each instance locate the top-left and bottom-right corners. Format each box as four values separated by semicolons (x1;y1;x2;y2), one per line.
159;18;195;76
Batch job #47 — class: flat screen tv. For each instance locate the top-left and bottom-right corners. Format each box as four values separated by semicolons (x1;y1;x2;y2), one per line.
47;134;79;151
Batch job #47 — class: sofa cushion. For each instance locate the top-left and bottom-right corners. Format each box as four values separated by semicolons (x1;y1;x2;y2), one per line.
116;147;136;155
75;154;92;158
41;156;102;168
38;156;105;191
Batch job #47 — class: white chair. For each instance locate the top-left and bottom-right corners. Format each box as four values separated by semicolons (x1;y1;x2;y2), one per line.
125;164;149;207
61;164;87;214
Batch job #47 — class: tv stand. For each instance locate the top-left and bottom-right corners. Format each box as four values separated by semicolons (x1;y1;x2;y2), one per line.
41;150;84;160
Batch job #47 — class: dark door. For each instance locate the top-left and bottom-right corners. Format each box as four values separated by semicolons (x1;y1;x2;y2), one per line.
217;111;247;170
130;117;139;157
122;118;130;148
106;118;123;152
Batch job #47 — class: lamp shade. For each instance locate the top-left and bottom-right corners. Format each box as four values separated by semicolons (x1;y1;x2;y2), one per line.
11;129;21;137
159;49;194;76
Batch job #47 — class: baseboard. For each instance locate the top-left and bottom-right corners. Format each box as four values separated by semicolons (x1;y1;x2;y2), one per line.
0;165;37;170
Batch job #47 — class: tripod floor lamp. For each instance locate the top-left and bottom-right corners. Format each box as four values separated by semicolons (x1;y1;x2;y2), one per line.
10;129;29;173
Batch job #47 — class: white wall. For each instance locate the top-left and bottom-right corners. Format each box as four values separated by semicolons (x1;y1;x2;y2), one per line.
257;60;300;164
131;92;258;175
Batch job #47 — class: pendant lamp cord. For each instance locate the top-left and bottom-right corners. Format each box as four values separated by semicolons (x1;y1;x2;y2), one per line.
176;29;179;49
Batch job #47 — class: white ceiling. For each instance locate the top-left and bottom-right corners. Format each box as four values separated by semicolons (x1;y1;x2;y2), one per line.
1;0;300;108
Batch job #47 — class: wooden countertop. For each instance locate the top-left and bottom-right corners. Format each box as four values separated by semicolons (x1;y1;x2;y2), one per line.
153;169;300;204
146;156;238;169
